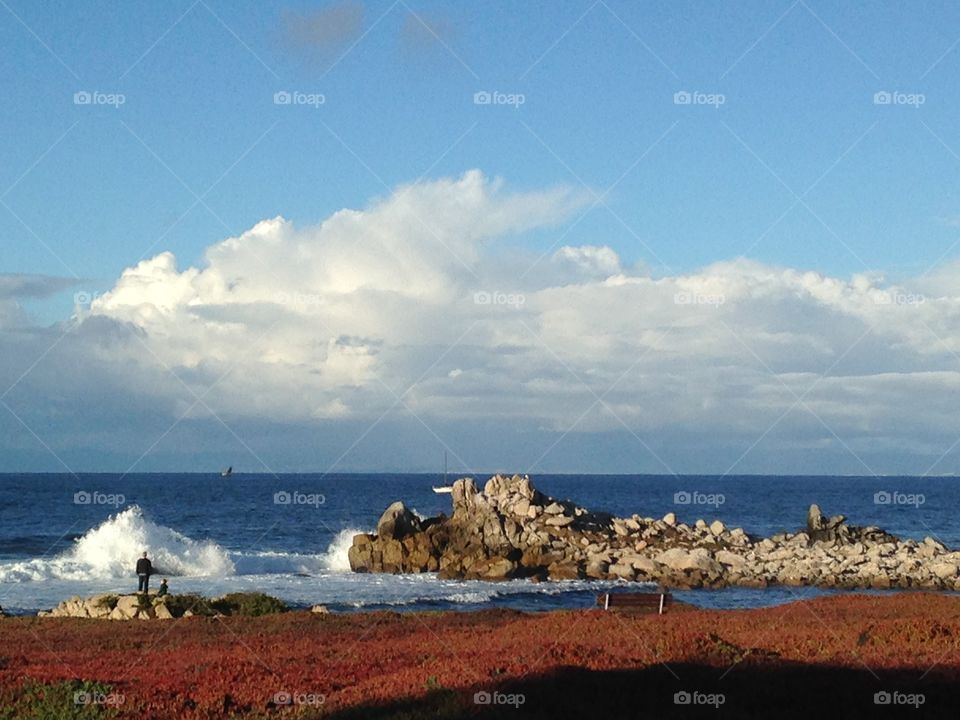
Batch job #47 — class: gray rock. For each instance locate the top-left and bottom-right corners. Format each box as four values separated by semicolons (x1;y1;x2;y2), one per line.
376;501;422;541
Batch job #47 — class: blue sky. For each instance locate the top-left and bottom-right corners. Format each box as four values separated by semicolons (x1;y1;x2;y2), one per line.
5;0;960;294
3;1;960;474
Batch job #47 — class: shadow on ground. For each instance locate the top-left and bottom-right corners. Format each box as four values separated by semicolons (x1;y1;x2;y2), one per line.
324;662;952;719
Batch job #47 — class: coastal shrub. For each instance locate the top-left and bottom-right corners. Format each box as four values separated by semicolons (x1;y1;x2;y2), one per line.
0;680;122;720
94;595;118;610
212;592;288;617
162;593;216;617
161;592;287;618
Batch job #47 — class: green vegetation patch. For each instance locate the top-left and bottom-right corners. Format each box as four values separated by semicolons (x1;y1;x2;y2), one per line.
0;680;123;720
161;592;287;618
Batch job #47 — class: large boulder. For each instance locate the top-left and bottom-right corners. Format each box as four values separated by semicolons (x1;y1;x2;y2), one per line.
376;501;422;541
655;548;721;575
153;602;174;620
451;478;481;516
348;534;375;572
111;595;143;620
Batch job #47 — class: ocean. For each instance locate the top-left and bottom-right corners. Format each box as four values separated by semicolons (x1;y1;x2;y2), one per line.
0;473;955;615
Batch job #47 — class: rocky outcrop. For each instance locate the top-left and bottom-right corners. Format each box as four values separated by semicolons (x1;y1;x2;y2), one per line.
349;474;960;591
38;593;175;620
38;591;291;620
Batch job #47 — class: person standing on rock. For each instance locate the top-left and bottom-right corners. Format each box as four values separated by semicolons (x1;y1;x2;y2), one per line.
136;552;153;595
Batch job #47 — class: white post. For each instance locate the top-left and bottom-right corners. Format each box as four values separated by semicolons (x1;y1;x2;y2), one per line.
658;593;665;615
604;593;610;611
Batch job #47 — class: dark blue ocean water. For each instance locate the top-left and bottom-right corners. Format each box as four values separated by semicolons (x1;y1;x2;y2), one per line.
0;474;954;614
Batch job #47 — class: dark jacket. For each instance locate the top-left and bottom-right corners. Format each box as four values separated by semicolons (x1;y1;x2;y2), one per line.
136;558;153;576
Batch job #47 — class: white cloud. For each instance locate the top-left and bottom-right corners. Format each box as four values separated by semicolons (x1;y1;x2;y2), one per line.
553;244;622;278
6;171;960;472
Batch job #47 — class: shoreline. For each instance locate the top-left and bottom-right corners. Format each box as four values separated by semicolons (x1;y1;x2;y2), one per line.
7;579;959;618
2;592;958;718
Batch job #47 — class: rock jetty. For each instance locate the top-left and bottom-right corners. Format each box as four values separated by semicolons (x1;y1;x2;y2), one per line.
348;474;960;590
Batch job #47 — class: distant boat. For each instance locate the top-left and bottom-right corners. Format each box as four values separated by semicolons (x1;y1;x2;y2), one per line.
432;451;451;493
220;466;233;478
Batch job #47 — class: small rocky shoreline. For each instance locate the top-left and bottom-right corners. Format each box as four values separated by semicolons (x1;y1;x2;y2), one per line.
33;591;305;620
348;474;960;590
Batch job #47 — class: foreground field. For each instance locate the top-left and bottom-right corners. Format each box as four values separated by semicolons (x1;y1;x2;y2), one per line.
1;593;959;718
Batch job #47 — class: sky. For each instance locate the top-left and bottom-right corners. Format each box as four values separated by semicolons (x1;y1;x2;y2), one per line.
2;0;960;475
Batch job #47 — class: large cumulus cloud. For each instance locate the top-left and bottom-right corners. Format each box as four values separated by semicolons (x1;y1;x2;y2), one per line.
4;170;960;474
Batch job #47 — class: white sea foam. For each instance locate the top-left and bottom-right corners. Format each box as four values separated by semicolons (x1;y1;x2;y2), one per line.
321;527;365;572
0;506;234;581
0;507;367;585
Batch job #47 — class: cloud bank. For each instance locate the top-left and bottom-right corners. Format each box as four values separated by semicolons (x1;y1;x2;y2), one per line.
4;170;960;474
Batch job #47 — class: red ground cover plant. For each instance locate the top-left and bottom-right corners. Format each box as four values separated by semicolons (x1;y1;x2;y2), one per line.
1;593;959;718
